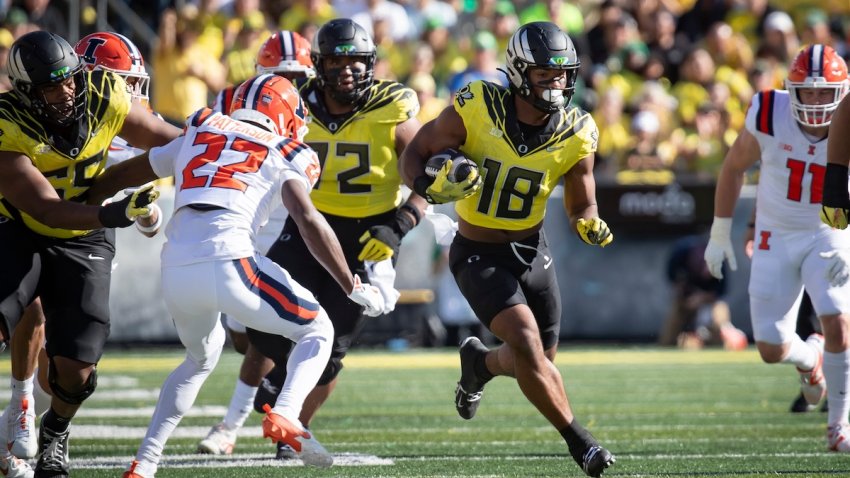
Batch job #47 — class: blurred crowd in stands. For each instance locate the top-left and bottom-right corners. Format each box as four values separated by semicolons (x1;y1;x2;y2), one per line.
0;0;849;184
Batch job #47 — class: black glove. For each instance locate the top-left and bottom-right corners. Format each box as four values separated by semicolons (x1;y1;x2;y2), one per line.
98;184;160;228
357;206;417;262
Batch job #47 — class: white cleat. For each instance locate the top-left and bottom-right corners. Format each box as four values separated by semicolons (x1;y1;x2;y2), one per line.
0;452;34;478
828;423;850;452
197;422;237;455
798;334;826;406
295;430;333;468
262;406;332;468
7;398;37;459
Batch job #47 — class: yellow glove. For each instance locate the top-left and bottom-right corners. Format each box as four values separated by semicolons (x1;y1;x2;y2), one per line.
576;217;613;247
124;184;160;219
358;228;398;262
98;184;161;228
821;206;850;230
425;160;482;204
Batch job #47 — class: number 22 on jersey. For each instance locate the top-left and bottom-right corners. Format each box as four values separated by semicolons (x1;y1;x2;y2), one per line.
181;132;269;191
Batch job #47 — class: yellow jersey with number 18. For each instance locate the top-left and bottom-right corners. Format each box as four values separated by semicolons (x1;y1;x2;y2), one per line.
0;70;132;238
298;79;419;217
453;80;598;231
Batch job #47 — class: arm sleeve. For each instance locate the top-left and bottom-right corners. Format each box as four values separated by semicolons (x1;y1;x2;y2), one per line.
148;136;184;178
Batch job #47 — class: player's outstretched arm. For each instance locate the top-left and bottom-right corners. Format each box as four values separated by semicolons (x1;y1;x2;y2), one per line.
0;151;156;230
88;152;159;205
282;178;355;293
119;102;181;150
282;178;384;314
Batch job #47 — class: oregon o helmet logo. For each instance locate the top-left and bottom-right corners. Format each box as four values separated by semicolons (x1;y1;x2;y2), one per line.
50;66;71;80
334;44;356;54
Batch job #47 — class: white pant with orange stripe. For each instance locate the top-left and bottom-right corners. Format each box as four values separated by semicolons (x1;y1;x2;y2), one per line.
131;254;333;477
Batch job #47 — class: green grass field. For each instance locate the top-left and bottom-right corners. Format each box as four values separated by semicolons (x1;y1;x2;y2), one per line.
3;346;850;477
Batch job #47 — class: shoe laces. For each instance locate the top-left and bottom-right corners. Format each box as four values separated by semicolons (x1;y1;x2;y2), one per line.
581;445;610;474
457;384;482;402
11;398;33;442
209;423;235;441
39;428;69;471
829;424;850;439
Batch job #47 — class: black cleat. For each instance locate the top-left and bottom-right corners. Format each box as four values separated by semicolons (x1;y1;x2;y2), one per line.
581;445;615;478
790;391;816;413
34;423;71;478
454;336;489;420
253;364;286;414
276;441;298;460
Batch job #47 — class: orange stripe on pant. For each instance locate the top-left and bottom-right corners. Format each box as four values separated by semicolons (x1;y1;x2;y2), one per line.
238;258;318;320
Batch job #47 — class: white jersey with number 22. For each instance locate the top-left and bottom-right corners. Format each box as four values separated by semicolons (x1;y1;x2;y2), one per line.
148;108;320;266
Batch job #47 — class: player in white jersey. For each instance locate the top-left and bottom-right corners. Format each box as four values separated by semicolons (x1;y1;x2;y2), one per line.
196;31;318;457
705;44;850;452
88;74;384;478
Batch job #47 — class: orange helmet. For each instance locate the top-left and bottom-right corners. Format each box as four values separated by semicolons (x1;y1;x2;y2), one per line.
785;44;849;127
74;32;149;102
256;31;315;79
230;74;309;140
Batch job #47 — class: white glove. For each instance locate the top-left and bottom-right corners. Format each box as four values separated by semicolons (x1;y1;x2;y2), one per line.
347;274;385;317
364;259;401;314
820;250;850;287
704;217;736;279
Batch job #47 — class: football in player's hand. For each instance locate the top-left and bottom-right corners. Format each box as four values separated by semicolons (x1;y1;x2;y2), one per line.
425;148;478;183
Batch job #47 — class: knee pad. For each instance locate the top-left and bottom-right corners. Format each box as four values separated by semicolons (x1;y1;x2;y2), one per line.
47;358;97;405
317;356;343;386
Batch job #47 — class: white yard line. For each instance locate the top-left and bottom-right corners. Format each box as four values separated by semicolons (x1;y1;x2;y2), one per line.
72;453;393;469
74;405;227;418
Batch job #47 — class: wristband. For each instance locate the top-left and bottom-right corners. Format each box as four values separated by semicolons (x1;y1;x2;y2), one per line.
392;206;416;238
398;203;421;226
136;204;163;234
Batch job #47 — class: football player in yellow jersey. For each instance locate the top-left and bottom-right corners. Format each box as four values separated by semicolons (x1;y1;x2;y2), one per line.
0;31;179;477
0;31;168;476
400;22;615;478
243;18;428;458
